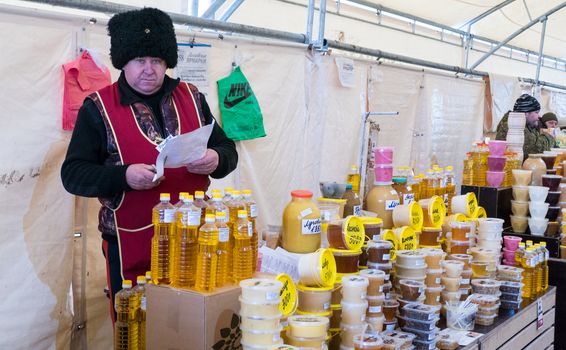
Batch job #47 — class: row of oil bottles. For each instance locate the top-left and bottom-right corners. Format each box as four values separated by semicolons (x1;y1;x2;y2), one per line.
462;142;523;187
115;274;151;350
151;189;259;292
348;164;457;208
514;240;550;300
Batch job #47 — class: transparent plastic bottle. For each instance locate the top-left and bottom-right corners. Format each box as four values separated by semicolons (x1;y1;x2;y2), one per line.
414;173;424;201
174;195;200;288
174;192;188;209
145;271;152;284
534;244;543;296
193;191;208;226
151;193;176;285
215;212;232;287
347;165;361;196
436;167;446;199
242;189;259;271
227;190;245;232
424;169;437;199
206;193;229;219
342;183;362;216
195;214;219;292
445;166;456;214
541;242;549;292
132;276;147;350
207;188;222;205
222;187;234;205
115;280;139;350
515;242;525;268
521;247;535;300
233;210;253;283
462;152;474;186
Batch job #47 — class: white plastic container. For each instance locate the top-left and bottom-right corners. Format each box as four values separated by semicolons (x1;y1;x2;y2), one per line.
240;279;283;303
476;238;502;250
395;250;426;267
477;218;504;231
341;300;368;324
528;186;550;203
441;260;465;278
341;275;369;303
529;201;549;218
240;326;283;345
528;217;549;236
287;315;329;338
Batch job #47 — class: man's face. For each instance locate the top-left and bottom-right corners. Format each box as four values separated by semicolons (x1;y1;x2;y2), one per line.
545;120;558;129
123;57;167;95
525;110;540;128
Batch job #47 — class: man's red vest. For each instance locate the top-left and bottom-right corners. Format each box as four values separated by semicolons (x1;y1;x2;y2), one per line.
96;82;209;283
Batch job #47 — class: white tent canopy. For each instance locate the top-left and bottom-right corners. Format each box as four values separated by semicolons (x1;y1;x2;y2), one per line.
1;1;565;349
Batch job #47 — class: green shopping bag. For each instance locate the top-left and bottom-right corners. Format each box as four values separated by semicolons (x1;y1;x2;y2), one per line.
217;66;266;141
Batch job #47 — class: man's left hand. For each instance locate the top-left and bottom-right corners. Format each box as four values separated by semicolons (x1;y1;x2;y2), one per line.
187;149;219;175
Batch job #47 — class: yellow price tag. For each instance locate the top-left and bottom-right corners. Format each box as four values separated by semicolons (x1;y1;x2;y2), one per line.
344;216;365;251
382;229;398;260
320;249;337;287
276;273;297;317
466;193;478;217
398;227;417;251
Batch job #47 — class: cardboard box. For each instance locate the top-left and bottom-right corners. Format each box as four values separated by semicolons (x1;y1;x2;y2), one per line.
146;284;241;350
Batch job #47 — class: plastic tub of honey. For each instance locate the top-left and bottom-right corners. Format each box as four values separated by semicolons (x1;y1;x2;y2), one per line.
366;294;385;317
459;286;472;301
241;340;284;349
394;263;427;279
441;260;464;278
340;322;366;348
450;221;473;241
240;278;284;304
441;276;461;292
393;201;424;230
424;287;442;305
341;300;368;324
395;250;426;267
441;290;461;302
365;315;385;333
298;248;337;288
240;312;283;330
396;296;424;313
241;326;283;345
475;314;497;326
476;238;502;250
382;299;399;322
419;227;442;246
330;248;362;274
399;279;425;301
359;269;386;296
360;217;383;241
469;247;500;263
331;283;343;304
267;345;298;350
497;265;524;281
296;284;332;314
380;329;418;348
447;254;472;269
330;304;342;329
424;269;442;288
285;331;327;348
367;262;392;281
367;240;393;264
327;216;366;251
239;297;282;317
419;196;446;228
342;275;369;303
447;240;470;254
287;315;329;338
471;279;501;295
419;248;445;268
460;269;472;287
352;332;384;350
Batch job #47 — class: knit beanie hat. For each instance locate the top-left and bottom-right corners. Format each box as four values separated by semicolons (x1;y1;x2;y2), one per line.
107;7;178;70
513;94;541;113
541;112;558;125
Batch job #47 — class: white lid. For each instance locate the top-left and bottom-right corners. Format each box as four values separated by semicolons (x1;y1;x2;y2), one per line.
342;275;369;287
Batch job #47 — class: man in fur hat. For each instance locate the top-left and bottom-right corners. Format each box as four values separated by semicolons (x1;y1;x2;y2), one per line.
61;8;238;321
495;94;555;156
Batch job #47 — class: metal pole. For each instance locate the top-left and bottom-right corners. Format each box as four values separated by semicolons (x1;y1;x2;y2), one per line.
306;0;315;44
317;0;327;47
535;18;547;84
464;27;472;68
470;2;566;70
201;0;228;19
219;0;244;21
191;0;199;17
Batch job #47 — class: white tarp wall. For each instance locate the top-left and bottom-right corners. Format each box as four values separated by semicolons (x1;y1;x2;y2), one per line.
0;5;511;350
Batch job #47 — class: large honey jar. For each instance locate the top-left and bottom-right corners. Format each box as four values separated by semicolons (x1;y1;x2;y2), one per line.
282;190;322;253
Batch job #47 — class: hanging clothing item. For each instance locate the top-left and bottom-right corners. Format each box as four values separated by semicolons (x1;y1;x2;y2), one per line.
62;50;111;130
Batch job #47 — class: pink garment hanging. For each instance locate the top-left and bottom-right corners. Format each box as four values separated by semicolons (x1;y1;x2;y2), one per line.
62;50;112;130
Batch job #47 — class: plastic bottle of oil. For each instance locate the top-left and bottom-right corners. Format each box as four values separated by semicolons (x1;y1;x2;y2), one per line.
242;189;259;271
413;173;424;201
174;192;188;208
475;143;489;186
174;195;200;288
462;152;474;186
215;212;232;287
521;247;535;300
145;271;152;284
444;166;456;214
541;242;549;292
206;193;229;219
193;191;208;225
515;242;525;268
151;193;176;285
534;244;543;296
424;169;437;199
222;187;233;205
195;214;219;292
347;165;361;196
228;190;245;231
132;276;147;350
115;280;139;350
233;210;253;283
207;188;222;205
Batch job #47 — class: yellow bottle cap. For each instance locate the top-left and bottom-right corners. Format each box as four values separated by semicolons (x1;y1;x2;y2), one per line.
212;193;222;199
205;214;215;222
122;280;132;289
224;188;233;194
211;189;221;193
186;195;194;201
178;192;189;200
232;190;241;197
238;210;248;217
446;166;454;171
195;191;205;198
216;212;226;218
145;271;151;280
137;276;146;284
159;193;170;200
243;189;252;195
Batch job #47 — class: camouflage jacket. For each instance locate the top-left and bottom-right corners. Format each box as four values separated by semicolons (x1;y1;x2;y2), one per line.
495;111;556;157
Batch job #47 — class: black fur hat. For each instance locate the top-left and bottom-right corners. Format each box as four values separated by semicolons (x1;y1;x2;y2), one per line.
108;7;178;69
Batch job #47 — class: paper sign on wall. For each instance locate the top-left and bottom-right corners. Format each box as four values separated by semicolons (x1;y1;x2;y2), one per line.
335;57;355;88
175;43;211;96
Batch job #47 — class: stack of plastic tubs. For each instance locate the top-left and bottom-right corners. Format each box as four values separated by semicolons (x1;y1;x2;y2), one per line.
528;186;549;236
469;247;499;279
374;147;394;183
486;140;507;188
510;169;532;233
393;251;427;293
541;174;562;227
447;253;473;301
360;269;386;332
501;235;522;266
380;330;417;350
476;218;503;251
470;279;502;326
400;304;440;350
506;112;526;160
420;248;445;308
440;260;465;309
286;315;329;349
367;240;394;300
340;275;369;349
239;278;284;349
497;265;525;311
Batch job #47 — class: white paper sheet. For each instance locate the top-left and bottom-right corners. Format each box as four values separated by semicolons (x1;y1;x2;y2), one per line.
335;56;355;88
175;43;211;97
152;122;214;181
